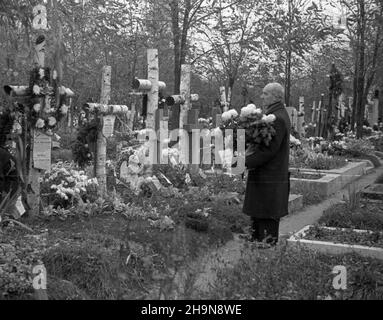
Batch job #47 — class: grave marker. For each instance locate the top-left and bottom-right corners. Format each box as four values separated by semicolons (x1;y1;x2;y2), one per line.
3;1;74;217
131;49;168;168
220;86;228;112
84;66;130;194
166;65;201;173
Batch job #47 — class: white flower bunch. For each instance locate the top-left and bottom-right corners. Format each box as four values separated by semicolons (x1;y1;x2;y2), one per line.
262;114;276;123
45;162;98;201
221;109;239;121
240;104;262;118
35;118;45;128
290;135;301;146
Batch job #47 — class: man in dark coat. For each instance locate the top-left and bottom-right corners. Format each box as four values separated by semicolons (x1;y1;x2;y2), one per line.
243;83;291;245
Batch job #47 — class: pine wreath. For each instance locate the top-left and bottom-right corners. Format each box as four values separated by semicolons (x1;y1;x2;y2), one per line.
72;119;100;168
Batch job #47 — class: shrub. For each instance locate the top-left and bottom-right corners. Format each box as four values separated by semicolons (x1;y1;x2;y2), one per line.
56;131;77;150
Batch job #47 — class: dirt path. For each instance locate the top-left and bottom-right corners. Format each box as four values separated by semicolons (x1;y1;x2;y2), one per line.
182;164;383;297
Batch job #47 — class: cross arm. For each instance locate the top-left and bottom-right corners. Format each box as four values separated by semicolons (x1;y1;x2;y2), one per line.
84;103;130;115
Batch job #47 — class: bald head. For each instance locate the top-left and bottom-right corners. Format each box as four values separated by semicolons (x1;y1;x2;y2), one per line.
261;83;285;107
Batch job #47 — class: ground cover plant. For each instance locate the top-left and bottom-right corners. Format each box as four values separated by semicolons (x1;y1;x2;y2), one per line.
25;161;251;299
0;223;47;300
203;244;383;300
290;148;348;171
302;225;383;248
290;171;324;180
319;202;383;232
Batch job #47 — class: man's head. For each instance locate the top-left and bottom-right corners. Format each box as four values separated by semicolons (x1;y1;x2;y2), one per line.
261;83;285;107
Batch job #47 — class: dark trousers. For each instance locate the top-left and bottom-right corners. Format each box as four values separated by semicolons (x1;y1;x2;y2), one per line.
251;217;280;244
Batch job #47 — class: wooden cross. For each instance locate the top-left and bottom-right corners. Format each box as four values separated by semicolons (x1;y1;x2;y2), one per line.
297;96;305;137
131;49;167;131
311;101;317;124
132;49;168;167
84;66;130;194
166;64;201;173
220;86;228;112
3;3;74;217
211;106;222;128
317;94;326;137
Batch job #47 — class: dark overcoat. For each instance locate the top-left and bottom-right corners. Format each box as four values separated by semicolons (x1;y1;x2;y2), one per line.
243;101;291;219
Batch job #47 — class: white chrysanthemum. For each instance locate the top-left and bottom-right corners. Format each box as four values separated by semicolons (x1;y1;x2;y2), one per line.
61;104;69;115
33;85;41;95
290;135;301;146
262;114;276;123
240;104;261;117
35;118;45;128
221;111;231;121
39;68;45;79
33;104;41;112
228;109;238;118
48;117;57;126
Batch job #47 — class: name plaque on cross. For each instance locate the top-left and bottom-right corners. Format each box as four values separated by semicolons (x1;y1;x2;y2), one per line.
33;131;52;172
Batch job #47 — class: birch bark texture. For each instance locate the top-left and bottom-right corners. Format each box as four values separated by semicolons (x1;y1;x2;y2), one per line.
96;66;112;194
146;49;159;131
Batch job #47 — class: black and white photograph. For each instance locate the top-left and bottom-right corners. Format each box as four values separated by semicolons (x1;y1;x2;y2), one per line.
1;0;383;304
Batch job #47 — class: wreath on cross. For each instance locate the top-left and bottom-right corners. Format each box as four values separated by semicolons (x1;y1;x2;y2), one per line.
28;66;69;135
72;119;100;168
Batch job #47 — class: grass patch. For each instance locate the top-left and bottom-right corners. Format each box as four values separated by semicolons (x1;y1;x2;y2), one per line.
291;172;324;180
201;244;383;300
318;202;383;232
304;225;383;248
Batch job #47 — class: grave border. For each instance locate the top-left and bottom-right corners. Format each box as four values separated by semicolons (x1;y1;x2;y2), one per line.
287;225;383;261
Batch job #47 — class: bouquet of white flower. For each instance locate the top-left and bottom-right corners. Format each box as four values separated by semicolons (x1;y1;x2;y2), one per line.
239;104;277;151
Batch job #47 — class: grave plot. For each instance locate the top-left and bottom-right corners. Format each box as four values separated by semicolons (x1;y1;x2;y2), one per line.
290;172;342;198
361;184;383;201
287;225;383;261
290;160;372;190
287;187;383;261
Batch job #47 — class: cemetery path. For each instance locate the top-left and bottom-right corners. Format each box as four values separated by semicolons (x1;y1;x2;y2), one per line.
184;163;383;297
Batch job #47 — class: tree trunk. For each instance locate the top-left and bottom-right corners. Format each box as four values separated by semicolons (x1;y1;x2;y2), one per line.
95;66;112;194
351;62;358;130
356;0;366;139
285;0;292;108
170;0;181;94
227;77;235;109
180;0;191;65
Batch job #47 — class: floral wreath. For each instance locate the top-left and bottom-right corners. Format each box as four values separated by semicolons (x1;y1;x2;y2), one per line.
72;119;100;168
29;67;69;135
